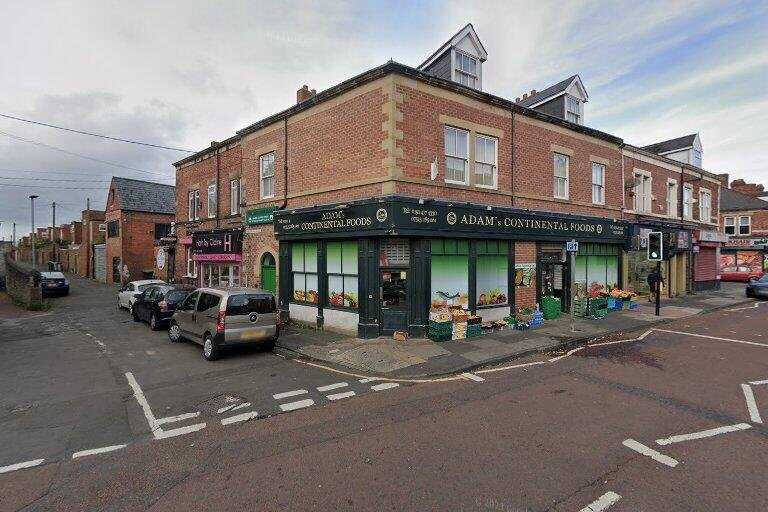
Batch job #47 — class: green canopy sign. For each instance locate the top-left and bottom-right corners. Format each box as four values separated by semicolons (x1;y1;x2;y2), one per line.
246;206;278;226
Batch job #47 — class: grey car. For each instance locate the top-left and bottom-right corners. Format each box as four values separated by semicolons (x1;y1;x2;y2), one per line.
167;287;280;361
746;274;768;298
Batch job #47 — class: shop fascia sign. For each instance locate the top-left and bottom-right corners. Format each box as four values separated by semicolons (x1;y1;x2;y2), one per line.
191;229;243;254
246;206;278;226
725;237;768;248
697;230;728;243
275;199;628;240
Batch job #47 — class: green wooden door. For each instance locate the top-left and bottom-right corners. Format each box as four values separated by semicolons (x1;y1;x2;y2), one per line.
261;253;277;293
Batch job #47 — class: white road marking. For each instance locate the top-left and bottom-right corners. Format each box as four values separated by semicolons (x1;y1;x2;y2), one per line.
461;372;485;382
125;372;158;432
359;377;382;383
231;402;252;411
280;399;314;412
654;329;768;348
155;412;200;426
72;444;127;459
371;382;399;391
327;391;356;401
273;389;308;400
622;439;679;467
217;404;237;414
317;382;348;392
749;379;768;386
0;458;45;474
579;491;622;512
727;302;762;312
221;411;259;426
741;384;763;424
155;423;207;439
656;423;752;446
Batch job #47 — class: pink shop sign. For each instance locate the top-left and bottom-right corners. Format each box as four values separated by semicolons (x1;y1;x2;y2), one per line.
192;253;243;262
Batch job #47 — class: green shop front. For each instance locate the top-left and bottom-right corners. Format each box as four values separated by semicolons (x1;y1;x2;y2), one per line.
274;197;629;339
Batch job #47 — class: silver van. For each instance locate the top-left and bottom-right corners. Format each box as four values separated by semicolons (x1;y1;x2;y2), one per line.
168;287;279;361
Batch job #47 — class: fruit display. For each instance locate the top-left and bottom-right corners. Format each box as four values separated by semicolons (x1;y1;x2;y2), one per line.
477;288;507;306
293;289;318;303
329;291;359;308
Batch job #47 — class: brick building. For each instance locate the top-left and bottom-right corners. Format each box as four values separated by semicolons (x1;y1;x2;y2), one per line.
719;178;768;276
104;177;174;285
77;209;105;280
173;24;724;337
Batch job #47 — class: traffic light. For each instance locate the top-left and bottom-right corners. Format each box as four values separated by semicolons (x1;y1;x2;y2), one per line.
647;231;663;261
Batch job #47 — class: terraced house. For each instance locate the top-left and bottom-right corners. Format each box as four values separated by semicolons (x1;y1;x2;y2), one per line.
173;24;724;338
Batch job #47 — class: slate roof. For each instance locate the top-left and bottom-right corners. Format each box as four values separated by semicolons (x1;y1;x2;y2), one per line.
112;177;175;214
518;75;579;107
721;187;768;212
642;134;697;155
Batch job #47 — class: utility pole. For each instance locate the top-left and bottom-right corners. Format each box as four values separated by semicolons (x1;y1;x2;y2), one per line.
12;222;16;245
51;201;57;263
30;195;38;267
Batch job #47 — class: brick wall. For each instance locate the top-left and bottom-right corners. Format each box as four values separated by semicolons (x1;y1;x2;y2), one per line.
105;210;174;284
4;253;43;309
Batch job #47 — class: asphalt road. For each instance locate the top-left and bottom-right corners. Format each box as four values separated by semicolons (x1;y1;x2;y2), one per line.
2;276;767;511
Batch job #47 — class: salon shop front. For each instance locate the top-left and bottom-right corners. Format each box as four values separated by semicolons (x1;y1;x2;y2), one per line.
274;196;630;338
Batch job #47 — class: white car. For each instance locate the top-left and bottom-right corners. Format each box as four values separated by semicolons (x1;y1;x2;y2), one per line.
118;279;165;313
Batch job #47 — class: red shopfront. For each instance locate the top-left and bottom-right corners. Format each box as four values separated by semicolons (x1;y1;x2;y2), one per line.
190;229;244;288
693;229;727;291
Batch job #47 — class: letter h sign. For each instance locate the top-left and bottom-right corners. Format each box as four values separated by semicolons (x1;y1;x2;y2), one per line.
223;234;232;253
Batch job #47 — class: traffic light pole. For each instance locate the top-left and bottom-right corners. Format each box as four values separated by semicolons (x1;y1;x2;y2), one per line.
655;260;661;316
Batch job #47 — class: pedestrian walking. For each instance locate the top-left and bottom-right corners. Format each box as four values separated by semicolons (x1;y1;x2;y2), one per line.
647;268;665;301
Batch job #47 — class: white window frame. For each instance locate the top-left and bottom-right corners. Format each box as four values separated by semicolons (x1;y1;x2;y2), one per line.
474;134;498;189
207;183;217;219
444;126;469;185
633;170;652;213
591;162;605;205
739;215;751;235
666;179;678;218
692;148;702;167
553;153;570;200
186;246;197;277
699;188;712;223
188;190;200;221
565;95;582;124
230;178;241;215
260;152;275;199
724;216;735;235
683;184;694;219
453;50;478;89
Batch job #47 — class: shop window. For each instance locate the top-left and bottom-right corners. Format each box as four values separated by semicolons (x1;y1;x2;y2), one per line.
444;126;469;185
574;243;619;297
327;241;358;309
260;152;275;199
553;153;569;199
431;239;469;308
476;240;508;306
475;135;497;188
724;216;735;235
292;242;318;304
739;216;751;235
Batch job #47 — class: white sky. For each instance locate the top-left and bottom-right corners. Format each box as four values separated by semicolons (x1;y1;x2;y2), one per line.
1;0;766;236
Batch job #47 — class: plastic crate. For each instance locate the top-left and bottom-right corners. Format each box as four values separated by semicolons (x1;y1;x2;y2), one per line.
429;331;452;342
467;324;483;337
428;320;453;334
607;298;623;311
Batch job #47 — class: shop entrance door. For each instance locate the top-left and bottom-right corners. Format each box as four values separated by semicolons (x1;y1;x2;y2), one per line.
380;269;408;334
539;259;569;312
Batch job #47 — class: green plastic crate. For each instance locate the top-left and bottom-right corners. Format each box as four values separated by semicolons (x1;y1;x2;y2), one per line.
467;324;483;338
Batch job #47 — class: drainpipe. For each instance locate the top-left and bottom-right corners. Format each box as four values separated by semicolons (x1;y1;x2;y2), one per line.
281;117;289;210
510;109;515;207
215;146;220;229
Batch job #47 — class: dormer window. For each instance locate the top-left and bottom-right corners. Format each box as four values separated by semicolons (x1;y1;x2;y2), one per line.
565;96;582;124
454;51;478;88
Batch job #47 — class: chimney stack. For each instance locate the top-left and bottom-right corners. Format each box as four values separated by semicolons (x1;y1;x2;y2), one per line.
297;84;316;104
522;93;529;100
530;89;537;97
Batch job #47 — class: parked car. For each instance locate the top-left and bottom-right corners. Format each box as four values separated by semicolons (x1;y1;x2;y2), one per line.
132;284;196;330
40;271;69;297
117;279;165;313
168;287;279;361
746;274;768;298
720;266;764;283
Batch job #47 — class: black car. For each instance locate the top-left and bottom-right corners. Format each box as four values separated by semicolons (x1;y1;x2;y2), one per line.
746;274;768;299
132;285;195;330
40;271;70;297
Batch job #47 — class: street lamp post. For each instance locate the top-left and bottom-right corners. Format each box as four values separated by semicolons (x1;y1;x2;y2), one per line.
30;195;38;268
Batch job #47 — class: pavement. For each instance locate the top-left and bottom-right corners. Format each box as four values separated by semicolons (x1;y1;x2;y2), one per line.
277;283;749;378
1;275;767;511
